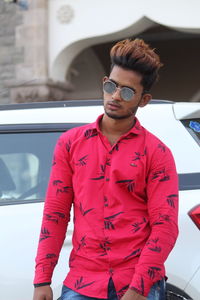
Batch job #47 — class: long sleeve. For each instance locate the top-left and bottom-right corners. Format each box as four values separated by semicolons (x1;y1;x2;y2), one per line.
130;143;179;296
34;133;74;284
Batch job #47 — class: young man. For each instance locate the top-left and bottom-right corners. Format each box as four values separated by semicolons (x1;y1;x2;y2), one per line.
33;39;179;300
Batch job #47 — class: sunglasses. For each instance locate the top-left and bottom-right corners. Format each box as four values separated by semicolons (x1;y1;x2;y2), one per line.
103;80;135;102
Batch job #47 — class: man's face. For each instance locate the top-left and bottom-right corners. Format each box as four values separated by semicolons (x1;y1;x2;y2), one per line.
103;65;151;120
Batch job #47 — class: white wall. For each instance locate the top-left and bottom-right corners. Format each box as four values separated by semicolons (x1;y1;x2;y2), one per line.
48;0;200;82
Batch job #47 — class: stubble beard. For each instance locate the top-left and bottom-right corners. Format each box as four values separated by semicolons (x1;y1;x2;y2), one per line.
104;106;138;120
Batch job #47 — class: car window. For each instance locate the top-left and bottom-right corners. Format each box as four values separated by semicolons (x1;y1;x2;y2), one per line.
181;118;200;147
0;153;39;200
0;131;61;205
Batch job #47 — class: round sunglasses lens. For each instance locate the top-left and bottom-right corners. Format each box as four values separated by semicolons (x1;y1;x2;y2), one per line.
121;88;134;101
103;81;116;94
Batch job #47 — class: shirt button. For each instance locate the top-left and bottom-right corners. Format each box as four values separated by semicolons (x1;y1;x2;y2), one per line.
106;178;110;182
109;268;114;276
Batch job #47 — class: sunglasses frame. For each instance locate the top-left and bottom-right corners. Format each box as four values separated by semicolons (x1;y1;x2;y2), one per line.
103;80;136;102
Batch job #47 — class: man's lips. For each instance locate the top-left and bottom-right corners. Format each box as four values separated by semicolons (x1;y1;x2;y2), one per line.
107;102;121;109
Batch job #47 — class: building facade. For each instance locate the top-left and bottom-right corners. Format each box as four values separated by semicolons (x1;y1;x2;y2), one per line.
0;0;200;104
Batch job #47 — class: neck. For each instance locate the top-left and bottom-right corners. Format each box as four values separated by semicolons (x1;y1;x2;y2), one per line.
100;114;135;136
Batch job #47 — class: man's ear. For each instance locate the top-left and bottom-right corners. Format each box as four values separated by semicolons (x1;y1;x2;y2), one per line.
139;93;152;107
102;76;108;83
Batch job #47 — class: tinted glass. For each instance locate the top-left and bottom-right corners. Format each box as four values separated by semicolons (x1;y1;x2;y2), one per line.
181;118;200;147
0;131;61;205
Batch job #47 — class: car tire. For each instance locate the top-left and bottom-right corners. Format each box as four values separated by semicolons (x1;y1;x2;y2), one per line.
166;283;192;300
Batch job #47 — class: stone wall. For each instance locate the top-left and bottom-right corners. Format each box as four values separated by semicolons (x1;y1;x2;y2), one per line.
0;0;72;104
0;1;24;104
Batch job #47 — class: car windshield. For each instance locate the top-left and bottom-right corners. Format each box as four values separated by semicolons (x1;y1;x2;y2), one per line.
0;131;61;205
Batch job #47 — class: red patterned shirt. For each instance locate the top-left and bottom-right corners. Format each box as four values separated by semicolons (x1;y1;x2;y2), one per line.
34;114;179;298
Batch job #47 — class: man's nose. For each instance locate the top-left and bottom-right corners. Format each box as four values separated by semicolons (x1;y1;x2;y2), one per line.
111;87;122;101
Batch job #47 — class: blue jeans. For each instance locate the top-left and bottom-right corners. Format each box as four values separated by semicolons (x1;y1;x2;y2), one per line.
60;278;166;299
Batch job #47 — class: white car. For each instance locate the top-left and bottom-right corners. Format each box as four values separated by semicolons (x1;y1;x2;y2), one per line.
0;100;199;300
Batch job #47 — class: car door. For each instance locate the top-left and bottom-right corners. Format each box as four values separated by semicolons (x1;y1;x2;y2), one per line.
0;125;75;300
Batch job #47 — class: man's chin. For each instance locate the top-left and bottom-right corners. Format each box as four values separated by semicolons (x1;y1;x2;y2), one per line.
105;110;132;120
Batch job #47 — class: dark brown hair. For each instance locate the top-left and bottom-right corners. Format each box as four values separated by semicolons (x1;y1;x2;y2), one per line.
110;39;163;91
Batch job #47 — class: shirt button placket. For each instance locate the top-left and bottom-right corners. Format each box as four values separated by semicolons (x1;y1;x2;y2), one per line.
103;153;113;275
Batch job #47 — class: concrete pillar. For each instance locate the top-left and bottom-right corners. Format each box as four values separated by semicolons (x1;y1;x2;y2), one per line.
8;0;72;103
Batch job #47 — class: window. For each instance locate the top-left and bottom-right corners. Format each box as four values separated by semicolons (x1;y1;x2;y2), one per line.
181;118;200;147
0;130;61;205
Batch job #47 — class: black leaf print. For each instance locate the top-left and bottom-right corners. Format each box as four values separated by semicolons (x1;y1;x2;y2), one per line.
90;175;105;180
116;179;135;192
45;214;58;224
104;212;124;230
117;285;129;298
151;168;170;182
53;180;72;196
104;220;115;230
84;129;98;139
76;155;88;166
53;212;66;219
90;162;107;180
106;157;111;166
105;212;124;219
69;254;75;268
79;203;94;216
99;238;111;256
124;248;141;260
74;277;95;290
104;196;108;207
83;209;93;216
153;214;171;225
158;143;166;152
56;186;72;196
160;175;170;182
149;246;161;253
151;170;162;180
146;238;161;253
66;139;71;152
140;277;145;296
100;164;105;173
77;236;86;251
167;194;178;208
131;217;147;233
132;149;146;161
39;227;51;242
46;253;57;259
130;150;146;167
148;266;161;279
53;179;63;186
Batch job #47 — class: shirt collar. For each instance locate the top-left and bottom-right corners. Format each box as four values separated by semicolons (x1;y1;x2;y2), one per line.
87;114;142;136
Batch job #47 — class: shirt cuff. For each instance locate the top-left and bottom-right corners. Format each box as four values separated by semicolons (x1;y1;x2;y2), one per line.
34;282;51;288
129;274;153;297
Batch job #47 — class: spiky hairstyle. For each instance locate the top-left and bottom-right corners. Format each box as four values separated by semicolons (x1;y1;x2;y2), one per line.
110;39;163;91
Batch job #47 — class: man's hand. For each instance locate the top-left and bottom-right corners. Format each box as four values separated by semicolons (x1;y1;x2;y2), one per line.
121;288;146;300
33;285;53;300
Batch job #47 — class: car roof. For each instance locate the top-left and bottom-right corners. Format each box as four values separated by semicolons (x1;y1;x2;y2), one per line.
0;99;199;125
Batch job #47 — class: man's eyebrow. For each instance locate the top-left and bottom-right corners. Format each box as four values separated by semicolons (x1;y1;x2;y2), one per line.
108;78;136;92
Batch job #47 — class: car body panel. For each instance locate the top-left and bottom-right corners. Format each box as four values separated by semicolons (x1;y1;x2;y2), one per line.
185;266;200;300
